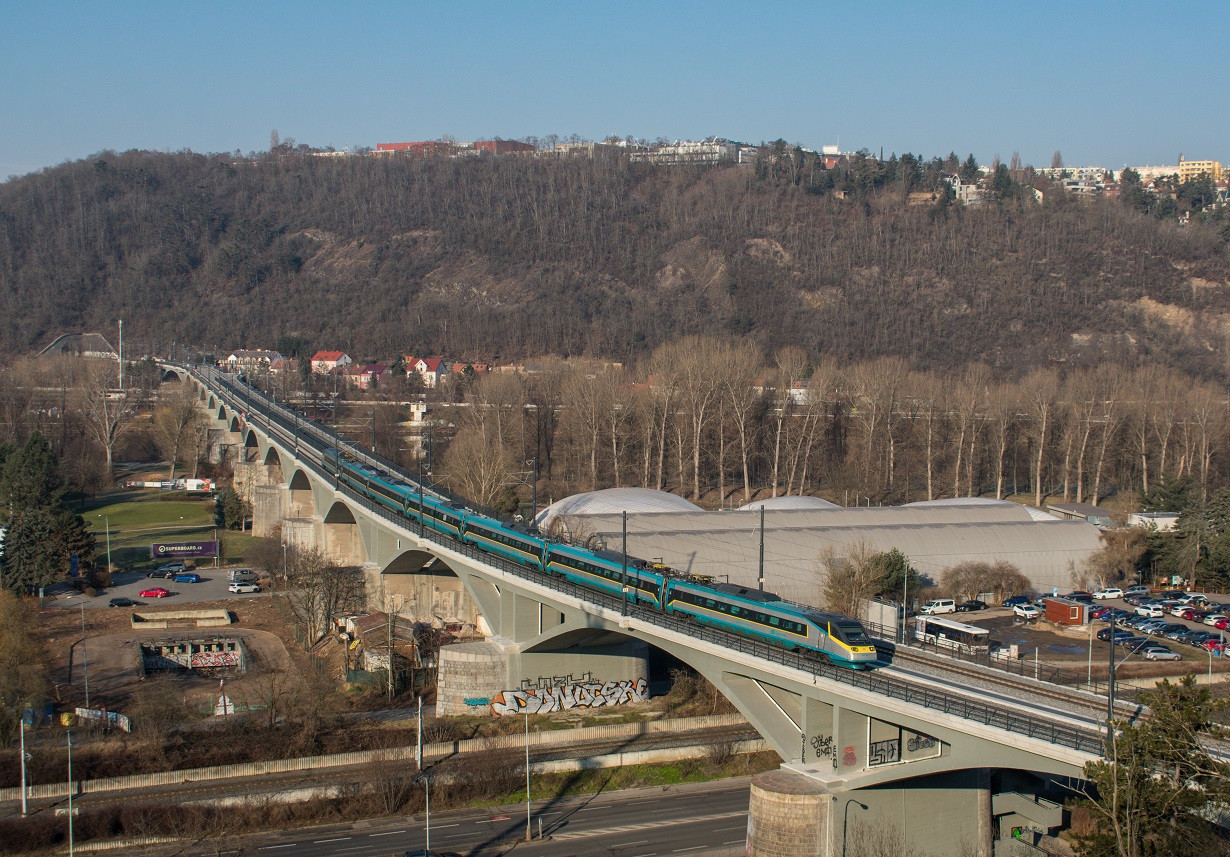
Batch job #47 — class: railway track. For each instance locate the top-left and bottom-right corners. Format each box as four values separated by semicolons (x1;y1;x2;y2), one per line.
879;642;1139;724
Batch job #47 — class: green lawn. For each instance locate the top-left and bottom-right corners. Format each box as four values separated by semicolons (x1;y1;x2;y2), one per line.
84;490;224;570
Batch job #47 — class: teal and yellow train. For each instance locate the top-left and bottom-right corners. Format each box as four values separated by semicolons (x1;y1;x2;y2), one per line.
323;447;878;669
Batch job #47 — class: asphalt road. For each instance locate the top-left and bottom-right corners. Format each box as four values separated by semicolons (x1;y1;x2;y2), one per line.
174;779;751;857
43;565;269;609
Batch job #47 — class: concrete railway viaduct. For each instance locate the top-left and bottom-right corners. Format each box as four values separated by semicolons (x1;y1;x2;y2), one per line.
169;362;1112;857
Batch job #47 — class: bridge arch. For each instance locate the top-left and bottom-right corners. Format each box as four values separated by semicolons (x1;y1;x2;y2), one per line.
208;394;217;409
218;405;229;423
287;468;316;518
228;414;242;433
242;428;261;461
323;500;367;565
261;444;285;484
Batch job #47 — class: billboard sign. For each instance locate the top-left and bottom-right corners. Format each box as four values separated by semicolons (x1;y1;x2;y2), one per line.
150;540;219;559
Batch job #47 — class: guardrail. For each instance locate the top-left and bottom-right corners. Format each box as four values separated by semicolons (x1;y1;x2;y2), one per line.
181;363;1107;758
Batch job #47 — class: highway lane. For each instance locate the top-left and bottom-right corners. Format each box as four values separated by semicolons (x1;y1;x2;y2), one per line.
174;778;751;857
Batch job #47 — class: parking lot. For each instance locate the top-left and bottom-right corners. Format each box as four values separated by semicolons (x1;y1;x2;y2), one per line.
45;565;270;610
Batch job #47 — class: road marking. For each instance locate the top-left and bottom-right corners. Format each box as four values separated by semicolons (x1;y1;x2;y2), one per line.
313;836;351;843
615;840;651;847
674;847;707;852
724;840;744;845
551;810;744;840
368;830;407;836
714;825;745;831
434;823;460;828
260;846;294;850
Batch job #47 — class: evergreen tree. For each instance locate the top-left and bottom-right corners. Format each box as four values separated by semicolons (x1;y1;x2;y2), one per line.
214;487;247;530
0;433;95;593
1077;676;1230;857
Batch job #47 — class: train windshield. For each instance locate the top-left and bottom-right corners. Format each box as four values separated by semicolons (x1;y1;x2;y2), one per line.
831;620;871;645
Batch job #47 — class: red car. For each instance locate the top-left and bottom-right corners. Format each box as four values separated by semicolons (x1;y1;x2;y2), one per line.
138;587;170;598
1215;618;1230;631
1181;608;1205;621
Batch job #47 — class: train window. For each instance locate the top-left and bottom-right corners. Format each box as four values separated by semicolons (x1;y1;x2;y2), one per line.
768;616;780;627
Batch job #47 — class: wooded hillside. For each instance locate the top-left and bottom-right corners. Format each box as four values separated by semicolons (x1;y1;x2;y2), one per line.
2;149;1229;377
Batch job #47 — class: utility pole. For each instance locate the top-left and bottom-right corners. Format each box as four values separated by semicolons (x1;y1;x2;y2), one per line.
79;602;89;709
902;556;909;645
621;511;628;615
1107;626;1116;745
416;695;423;771
387;610;395;702
525;711;532;841
19;718;27;816
67;730;74;857
117;319;123;392
758;506;765;590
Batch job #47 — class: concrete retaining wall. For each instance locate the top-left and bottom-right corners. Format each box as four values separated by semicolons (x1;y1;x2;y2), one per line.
0;713;749;804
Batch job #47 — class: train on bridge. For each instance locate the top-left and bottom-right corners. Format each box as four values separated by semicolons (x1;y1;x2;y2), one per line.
322;447;879;669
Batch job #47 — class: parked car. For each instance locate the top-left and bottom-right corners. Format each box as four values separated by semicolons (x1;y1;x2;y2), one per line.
1092;588;1124;600
956;600;987;612
921;599;957;615
228;582;260;594
1180;609;1206;622
1013;603;1040;619
138;587;170;598
1175;593;1209;605
1134;605;1165;618
108;597;140;607
1124;585;1150;596
1158;590;1185;600
1142;645;1182;661
1169;605;1192;617
1164;627;1194;642
172;572;201;584
1090;606;1111;620
151;562;187;578
1097;627;1133;642
1002;595;1032;608
1202;614;1228;627
1214;618;1230;631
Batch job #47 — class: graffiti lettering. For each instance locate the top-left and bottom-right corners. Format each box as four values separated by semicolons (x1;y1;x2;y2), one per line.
907;734;938;752
490;677;648;716
868;739;900;766
810;735;835;761
842;745;858;767
190;651;241;668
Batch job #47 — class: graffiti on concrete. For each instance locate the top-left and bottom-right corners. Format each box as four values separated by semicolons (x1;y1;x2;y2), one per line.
490;677;649;716
810;734;835;762
190;650;241;668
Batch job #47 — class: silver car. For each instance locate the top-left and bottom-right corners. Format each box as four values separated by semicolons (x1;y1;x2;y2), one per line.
1142;646;1182;661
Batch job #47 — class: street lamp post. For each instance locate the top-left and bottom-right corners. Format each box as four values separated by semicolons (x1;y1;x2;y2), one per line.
100;515;112;576
67;730;74;857
79;602;89;709
414;772;430;853
525;710;532;841
842;799;869;857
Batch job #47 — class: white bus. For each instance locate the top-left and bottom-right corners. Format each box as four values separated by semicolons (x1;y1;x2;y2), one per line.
914;615;991;655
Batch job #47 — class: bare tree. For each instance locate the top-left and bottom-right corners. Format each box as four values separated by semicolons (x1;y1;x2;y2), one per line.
771;346;808;497
152;386;205;481
950;365;990;497
285;546;365;644
986;382;1018;500
1019;368;1060;507
723;339;762;503
77;359;133;480
1090;367;1126;505
907;370;943;501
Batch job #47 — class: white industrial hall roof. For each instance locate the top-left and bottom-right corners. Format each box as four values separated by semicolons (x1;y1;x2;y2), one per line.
537;489;1102;603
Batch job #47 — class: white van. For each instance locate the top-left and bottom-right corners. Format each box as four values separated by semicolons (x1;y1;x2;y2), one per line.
227;568;257;583
921;599;957;615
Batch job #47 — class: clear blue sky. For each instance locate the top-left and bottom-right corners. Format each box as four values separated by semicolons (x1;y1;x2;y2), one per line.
2;0;1226;179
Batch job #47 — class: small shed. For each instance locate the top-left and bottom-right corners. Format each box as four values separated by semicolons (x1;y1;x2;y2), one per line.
1044;597;1089;626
